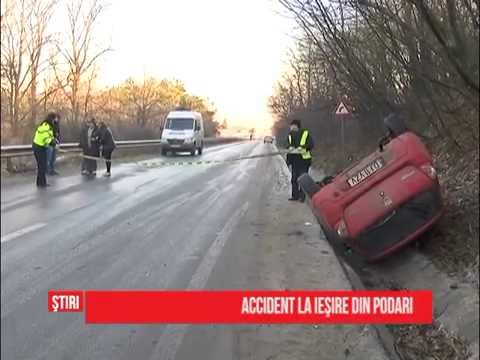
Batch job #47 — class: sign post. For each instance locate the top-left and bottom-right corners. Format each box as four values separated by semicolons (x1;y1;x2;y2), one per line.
335;102;351;165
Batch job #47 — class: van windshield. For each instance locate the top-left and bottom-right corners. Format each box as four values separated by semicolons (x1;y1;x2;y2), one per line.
165;118;194;130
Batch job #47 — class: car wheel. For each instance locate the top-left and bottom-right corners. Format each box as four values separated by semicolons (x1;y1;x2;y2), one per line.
298;173;321;199
384;113;407;137
161;149;168;156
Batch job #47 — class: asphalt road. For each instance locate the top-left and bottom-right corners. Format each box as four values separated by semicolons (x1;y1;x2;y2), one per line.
1;141;388;360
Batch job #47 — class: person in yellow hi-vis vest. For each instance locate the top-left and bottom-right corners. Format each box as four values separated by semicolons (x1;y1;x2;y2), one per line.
32;113;58;188
286;119;314;202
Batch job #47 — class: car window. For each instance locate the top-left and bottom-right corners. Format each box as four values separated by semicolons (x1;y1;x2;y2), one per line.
166;118;194;130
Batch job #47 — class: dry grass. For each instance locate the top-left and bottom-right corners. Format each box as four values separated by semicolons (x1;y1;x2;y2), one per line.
385;282;471;360
421;140;479;288
389;323;471;360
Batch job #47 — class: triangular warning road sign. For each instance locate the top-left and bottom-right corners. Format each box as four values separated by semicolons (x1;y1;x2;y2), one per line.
335;102;350;115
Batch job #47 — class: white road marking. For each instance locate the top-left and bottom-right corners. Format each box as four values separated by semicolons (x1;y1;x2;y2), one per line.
1;222;47;244
150;201;250;360
1;196;36;212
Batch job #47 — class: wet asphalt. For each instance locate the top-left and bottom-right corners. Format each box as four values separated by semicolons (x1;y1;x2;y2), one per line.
1;141;389;360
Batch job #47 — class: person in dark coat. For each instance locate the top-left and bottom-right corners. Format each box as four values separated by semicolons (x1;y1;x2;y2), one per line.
98;121;116;177
79;118;100;176
79;120;89;175
46;116;61;175
286;119;314;202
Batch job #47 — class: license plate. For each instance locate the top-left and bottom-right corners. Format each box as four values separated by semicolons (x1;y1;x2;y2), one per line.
171;144;181;148
347;158;385;187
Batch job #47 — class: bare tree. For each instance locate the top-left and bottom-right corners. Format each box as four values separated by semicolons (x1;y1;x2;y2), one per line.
1;0;33;138
117;77;166;128
273;0;479;149
26;0;57;128
55;0;109;125
1;0;58;140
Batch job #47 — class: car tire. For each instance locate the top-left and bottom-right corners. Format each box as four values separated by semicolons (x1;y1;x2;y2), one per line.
384;113;407;137
161;149;168;156
298;173;321;199
190;149;196;156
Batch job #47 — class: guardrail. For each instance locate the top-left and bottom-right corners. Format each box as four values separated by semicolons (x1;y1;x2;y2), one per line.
1;137;244;158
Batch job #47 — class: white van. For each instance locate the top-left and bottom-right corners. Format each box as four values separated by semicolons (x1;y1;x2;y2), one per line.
160;110;204;156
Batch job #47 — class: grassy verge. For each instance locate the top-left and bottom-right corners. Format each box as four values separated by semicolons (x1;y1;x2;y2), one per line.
422;141;479;288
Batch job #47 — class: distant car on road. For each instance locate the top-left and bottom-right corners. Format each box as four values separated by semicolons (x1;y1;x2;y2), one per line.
264;136;274;144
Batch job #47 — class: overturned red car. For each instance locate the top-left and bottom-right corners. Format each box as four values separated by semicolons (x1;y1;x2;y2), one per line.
299;114;444;262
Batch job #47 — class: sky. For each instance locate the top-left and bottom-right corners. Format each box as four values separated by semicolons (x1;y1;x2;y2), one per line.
93;0;295;132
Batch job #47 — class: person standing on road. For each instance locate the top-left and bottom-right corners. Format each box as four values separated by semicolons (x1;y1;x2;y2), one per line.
286;119;314;202
46;115;61;176
79;120;89;175
79;118;100;176
98;121;116;177
32;113;57;188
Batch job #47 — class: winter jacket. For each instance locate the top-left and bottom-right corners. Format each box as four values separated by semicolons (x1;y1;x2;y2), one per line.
98;125;116;151
79;124;100;156
286;128;314;166
33;121;54;147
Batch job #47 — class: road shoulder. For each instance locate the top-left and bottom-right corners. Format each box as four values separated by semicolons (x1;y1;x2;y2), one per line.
175;156;390;360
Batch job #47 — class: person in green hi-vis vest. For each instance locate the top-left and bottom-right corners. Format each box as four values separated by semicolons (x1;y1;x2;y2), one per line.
32;112;58;188
286;119;314;202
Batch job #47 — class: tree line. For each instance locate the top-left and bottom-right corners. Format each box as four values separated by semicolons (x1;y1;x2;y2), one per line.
1;0;219;144
270;0;479;152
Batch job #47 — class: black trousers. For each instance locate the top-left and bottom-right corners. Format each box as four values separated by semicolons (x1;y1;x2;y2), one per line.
103;149;113;172
291;160;311;200
33;144;47;186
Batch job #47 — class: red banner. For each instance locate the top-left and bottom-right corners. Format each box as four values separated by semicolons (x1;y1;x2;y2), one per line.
72;290;432;324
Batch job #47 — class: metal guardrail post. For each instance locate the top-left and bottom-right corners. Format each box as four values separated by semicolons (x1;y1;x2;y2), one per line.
6;158;14;172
